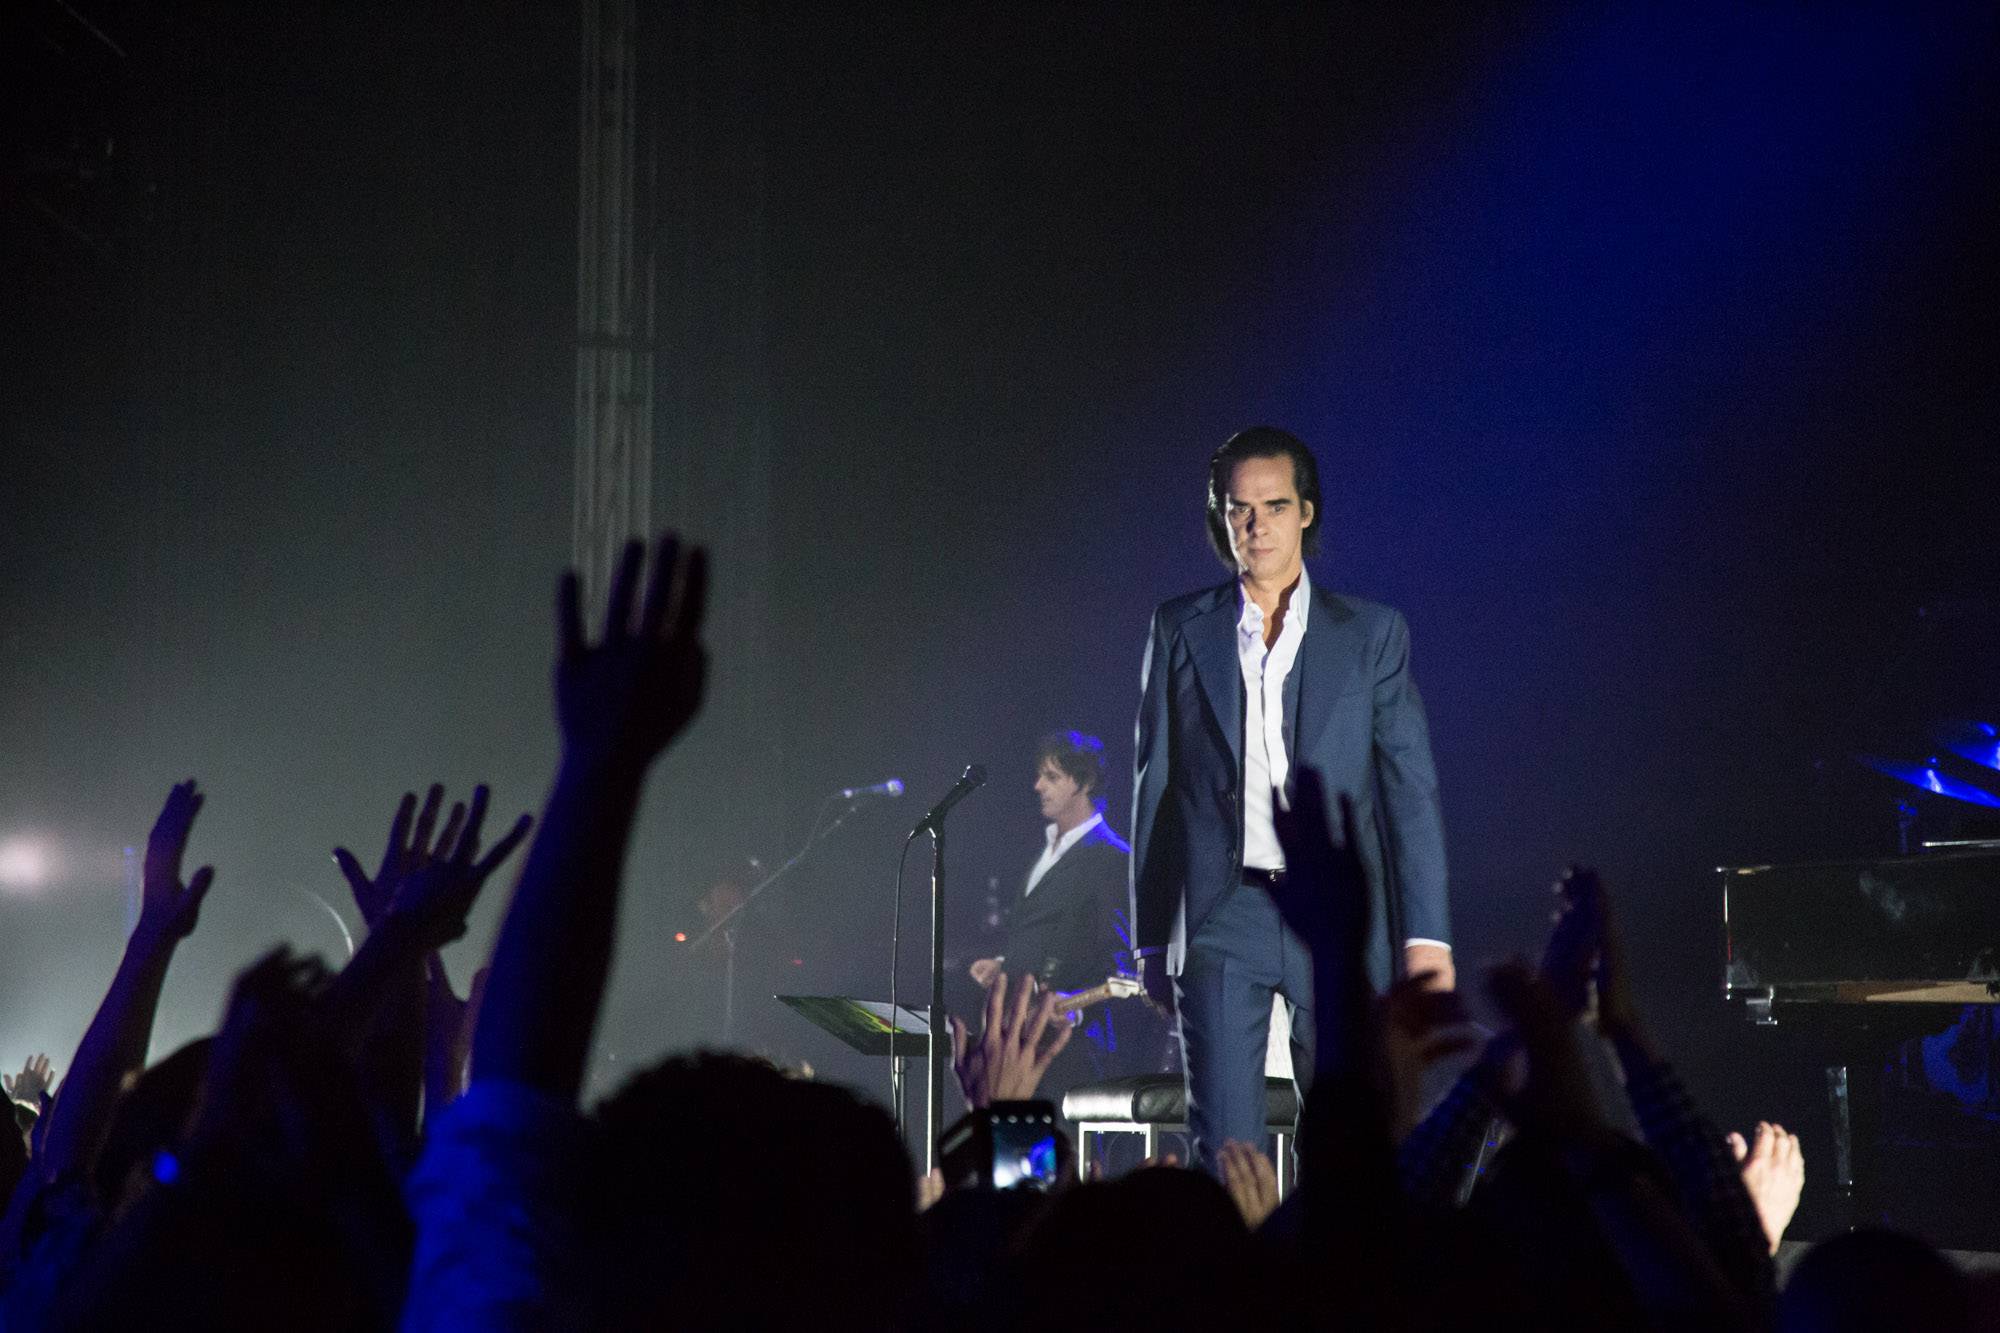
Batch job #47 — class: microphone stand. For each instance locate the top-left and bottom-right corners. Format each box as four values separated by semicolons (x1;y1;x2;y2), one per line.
903;764;983;1172
924;820;947;1174
684;796;865;1038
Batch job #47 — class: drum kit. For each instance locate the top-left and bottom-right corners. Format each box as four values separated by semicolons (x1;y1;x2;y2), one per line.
1855;719;2000;850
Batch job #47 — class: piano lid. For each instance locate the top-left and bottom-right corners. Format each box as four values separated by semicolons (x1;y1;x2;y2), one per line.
1722;850;2000;1004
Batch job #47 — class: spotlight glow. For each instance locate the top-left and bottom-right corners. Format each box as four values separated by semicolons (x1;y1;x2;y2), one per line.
0;839;50;892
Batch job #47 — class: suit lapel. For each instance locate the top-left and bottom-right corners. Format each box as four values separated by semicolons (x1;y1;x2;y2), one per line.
1293;583;1357;769
1185;588;1243;766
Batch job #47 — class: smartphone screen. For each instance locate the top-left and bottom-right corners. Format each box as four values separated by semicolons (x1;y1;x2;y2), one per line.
988;1104;1060;1191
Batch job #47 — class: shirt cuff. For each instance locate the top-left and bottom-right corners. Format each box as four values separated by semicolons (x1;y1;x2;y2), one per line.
1403;938;1452;952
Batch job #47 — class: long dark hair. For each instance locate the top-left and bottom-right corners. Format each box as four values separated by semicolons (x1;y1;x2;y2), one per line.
1204;425;1323;569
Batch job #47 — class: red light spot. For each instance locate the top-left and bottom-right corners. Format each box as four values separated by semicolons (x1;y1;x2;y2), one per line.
791;958;803;966
674;932;687;943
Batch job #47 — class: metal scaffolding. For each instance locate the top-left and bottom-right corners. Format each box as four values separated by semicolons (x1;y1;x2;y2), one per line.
573;0;656;622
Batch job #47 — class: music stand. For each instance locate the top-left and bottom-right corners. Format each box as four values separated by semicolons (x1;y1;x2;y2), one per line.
778;995;932;1145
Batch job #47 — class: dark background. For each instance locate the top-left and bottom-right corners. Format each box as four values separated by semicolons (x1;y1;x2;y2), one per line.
4;0;1996;1241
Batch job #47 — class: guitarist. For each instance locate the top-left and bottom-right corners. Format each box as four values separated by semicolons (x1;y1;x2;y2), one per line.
968;731;1135;1086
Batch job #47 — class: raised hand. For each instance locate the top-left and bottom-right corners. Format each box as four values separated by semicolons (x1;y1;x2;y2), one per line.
385;785;533;949
948;971;1073;1109
3;1053;53;1106
138;780;215;942
1484;959;1605;1142
557;534;709;772
20;782;215;1191
333;785;463;930
471;532;712;1102
1580;869;1651;1055
336;783;530;946
1727;1122;1804;1255
1540;865;1605;1020
1268;770;1369;962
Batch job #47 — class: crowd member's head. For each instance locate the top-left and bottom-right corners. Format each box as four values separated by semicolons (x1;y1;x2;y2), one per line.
918;1187;1051;1332
1033;729;1107;826
1205;425;1323;576
1006;1166;1280;1326
1469;1135;1654;1329
0;1092;25;1204
50;952;410;1331
91;1038;210;1218
1778;1228;1972;1333
588;1051;918;1328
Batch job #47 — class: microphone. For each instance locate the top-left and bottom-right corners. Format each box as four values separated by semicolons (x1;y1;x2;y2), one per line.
914;764;987;833
837;778;905;800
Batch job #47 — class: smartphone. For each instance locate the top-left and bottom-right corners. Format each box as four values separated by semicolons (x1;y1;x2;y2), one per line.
938;1100;1062;1192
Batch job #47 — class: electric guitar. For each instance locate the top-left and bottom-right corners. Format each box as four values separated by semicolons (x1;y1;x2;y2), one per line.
1051;974;1144;1027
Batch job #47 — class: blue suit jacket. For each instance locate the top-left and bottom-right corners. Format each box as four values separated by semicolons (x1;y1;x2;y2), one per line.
1130;576;1449;990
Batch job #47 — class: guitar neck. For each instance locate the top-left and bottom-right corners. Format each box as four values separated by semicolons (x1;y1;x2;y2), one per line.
1059;981;1116;1010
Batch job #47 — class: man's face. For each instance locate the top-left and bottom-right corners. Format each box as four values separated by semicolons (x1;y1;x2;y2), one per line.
1034;758;1085;822
1223;453;1315;583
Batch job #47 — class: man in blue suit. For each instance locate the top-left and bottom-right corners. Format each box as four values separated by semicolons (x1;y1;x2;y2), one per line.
1131;426;1451;1170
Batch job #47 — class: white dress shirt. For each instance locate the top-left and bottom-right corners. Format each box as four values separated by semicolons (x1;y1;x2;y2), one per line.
1235;569;1448;956
1024;811;1104;897
1238;568;1310;872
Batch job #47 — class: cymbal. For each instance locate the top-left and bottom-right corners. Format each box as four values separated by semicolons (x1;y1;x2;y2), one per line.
1934;720;2000;774
1855;754;2000;809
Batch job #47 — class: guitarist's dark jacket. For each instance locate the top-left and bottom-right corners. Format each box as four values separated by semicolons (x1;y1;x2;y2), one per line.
1001;817;1130;993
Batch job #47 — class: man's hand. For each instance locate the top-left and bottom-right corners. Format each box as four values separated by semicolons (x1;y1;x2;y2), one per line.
3;1054;53;1107
1269;775;1369;962
968;958;1001;989
1403;943;1455;992
948;971;1073;1109
1485;958;1606;1142
1582;870;1652;1057
557;534;709;773
1728;1122;1804;1255
334;785;464;930
383;785;533;950
137;779;215;943
1217;1140;1280;1228
1137;954;1175;1015
1378;972;1476;1141
1537;865;1603;1019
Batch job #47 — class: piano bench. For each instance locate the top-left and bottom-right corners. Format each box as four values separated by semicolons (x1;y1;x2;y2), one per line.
1061;1073;1300;1193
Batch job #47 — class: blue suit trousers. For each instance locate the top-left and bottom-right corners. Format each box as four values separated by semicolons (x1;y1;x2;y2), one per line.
1174;877;1316;1173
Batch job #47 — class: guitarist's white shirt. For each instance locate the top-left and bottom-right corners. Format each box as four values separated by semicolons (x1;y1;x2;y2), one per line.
1022;811;1105;897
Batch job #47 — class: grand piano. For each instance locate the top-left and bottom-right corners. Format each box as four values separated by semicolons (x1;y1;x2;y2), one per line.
1721;845;2000;1226
1723;846;2000;1018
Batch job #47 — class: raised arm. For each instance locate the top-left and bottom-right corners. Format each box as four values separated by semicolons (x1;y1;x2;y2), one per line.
1270;771;1377;1081
472;534;708;1102
320;784;530;1059
1580;868;1777;1310
34;781;213;1187
331;784;456;1150
948;971;1073;1110
1270;771;1403;1252
1485;961;1757;1332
